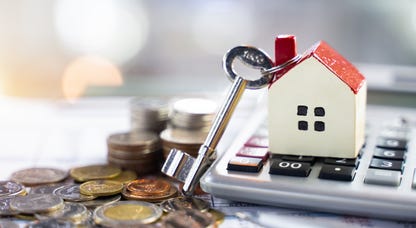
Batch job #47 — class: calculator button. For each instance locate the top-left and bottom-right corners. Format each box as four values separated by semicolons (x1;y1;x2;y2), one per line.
369;158;404;172
244;136;268;148
227;156;263;173
236;147;269;161
376;138;407;150
280;155;315;164
318;164;356;181
373;148;405;161
324;157;359;167
364;169;401;186
269;160;311;177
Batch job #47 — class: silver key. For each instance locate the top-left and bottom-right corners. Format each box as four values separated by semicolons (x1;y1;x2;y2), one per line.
161;46;274;196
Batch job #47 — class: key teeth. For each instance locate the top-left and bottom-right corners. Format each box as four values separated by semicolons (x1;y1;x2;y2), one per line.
161;148;195;183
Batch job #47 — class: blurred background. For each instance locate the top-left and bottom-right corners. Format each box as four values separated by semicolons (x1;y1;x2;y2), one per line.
0;0;415;100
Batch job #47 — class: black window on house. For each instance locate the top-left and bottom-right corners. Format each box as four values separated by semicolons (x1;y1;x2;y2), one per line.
297;105;326;132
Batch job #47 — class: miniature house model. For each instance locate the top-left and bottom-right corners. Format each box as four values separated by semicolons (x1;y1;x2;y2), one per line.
268;35;366;158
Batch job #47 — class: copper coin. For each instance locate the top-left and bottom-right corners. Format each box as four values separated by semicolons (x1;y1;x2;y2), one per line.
121;185;178;203
11;168;68;186
126;179;171;196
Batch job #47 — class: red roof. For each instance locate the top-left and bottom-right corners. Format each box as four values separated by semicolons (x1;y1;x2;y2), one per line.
270;37;365;94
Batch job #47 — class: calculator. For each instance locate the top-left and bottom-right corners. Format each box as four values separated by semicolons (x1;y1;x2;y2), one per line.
200;103;416;221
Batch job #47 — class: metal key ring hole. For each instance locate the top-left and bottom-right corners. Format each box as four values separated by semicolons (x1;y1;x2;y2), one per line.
223;46;274;89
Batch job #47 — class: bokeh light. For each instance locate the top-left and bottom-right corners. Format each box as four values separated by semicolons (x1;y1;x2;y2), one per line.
62;56;123;101
53;0;149;65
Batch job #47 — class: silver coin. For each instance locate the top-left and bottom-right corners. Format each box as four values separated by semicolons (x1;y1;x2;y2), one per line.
0;220;20;228
160;208;215;228
160;196;210;213
54;184;96;202
26;218;73;228
10;168;68;186
0;181;25;197
10;194;64;214
93;201;162;226
30;183;67;195
36;202;89;225
170;98;217;130
0;196;20;216
80;194;121;209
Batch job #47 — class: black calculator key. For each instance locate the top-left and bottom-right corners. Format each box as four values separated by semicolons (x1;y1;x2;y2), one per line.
269;160;311;177
376;138;407;150
373;148;405;161
318;164;356;181
281;155;315;164
369;158;404;172
227;156;263;173
324;157;359;167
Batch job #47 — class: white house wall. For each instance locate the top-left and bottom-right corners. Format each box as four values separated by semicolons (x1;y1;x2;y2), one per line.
268;57;358;158
354;81;367;154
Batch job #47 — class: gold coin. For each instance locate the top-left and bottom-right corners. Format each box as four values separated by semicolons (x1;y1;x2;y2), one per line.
70;164;121;182
208;208;225;225
80;180;123;197
94;201;162;226
126;179;171;196
109;170;138;184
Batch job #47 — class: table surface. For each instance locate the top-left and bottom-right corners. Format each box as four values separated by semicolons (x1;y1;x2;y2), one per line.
0;95;414;228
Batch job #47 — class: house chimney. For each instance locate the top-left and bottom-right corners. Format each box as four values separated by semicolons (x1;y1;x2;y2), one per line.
275;35;297;66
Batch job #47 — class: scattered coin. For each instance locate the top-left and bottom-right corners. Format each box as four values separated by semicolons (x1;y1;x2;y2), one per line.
53;184;96;202
35;202;89;225
70;164;121;182
208;208;225;226
0;220;20;228
0;181;26;197
80;180;123;197
126;179;171;196
160;196;210;213
80;194;121;209
94;201;163;226
26;218;74;228
0;196;20;216
122;184;178;203
10;194;63;214
160;208;215;228
109;170;138;184
30;183;67;195
10;168;68;186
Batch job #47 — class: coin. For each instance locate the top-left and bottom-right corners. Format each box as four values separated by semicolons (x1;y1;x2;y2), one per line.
70;164;121;182
93;201;162;226
10;168;68;186
30;183;67;195
0;181;26;197
10;194;63;214
122;185;178;203
126;179;171;196
109;170;138;184
0;196;20;216
80;180;123;197
53;184;96;202
130;97;169;134
0;220;19;228
107;132;161;152
160;196;210;213
170;98;217;130
35;202;89;225
160;128;207;158
80;194;121;209
26;218;73;228
160;208;215;228
208;208;225;226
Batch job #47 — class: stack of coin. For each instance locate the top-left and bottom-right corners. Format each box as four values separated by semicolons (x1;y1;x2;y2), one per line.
130;97;169;134
107;132;163;175
160;128;207;158
169;98;217;131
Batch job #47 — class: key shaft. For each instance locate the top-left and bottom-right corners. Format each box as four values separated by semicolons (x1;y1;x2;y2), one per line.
182;76;247;195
